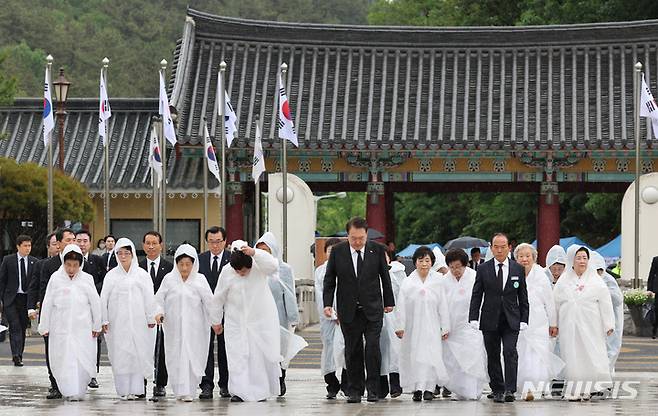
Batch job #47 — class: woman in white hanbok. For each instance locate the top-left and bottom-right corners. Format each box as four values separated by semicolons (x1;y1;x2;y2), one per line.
155;244;222;402
396;246;450;402
314;238;348;398
554;245;615;400
591;251;624;375
545;245;567;285
513;243;564;400
440;249;488;400
213;241;283;402
38;245;102;401
100;238;157;400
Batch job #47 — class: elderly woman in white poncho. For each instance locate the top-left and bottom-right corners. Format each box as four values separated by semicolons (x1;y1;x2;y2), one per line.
155;244;222;402
213;240;285;402
100;238;157;400
439;249;488;400
255;232;305;396
395;246;450;402
38;245;101;401
545;245;567;285
513;243;564;400
590;251;624;375
554;245;615;400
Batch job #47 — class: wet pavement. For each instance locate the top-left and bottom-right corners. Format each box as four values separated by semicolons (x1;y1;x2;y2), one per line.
1;326;658;414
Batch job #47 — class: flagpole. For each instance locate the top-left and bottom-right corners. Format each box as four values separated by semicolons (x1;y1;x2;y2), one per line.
219;61;227;228
280;63;288;262
151;120;159;232
160;59;168;254
102;57;111;236
46;55;54;233
634;61;643;289
254;117;261;241
203;119;209;252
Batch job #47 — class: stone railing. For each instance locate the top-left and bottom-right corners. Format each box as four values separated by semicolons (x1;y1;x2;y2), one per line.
295;278;318;329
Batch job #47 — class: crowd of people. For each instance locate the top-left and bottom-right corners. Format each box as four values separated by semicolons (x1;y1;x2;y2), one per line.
0;216;628;404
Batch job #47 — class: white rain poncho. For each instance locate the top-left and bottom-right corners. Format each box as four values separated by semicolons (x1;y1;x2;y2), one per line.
516;263;565;393
155;244;220;398
213;240;283;401
100;238;157;396
38;244;101;399
255;232;307;370
396;269;450;392
545;245;567;284
553;245;615;393
591;251;624;374
431;247;447;274
314;260;344;376
439;267;488;400
380;260;404;375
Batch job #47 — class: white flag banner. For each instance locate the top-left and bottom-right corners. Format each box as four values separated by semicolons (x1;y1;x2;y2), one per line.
277;73;298;146
43;66;55;146
99;69;112;146
148;126;163;187
204;122;221;183
159;72;177;146
252;124;266;184
217;73;238;147
640;74;658;140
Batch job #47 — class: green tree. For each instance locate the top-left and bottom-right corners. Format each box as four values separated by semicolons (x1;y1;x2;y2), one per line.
0;157;94;257
0;51;17;105
316;192;366;236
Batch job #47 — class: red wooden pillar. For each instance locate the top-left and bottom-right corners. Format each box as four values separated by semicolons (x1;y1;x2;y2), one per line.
226;182;244;244
366;181;387;242
537;181;560;266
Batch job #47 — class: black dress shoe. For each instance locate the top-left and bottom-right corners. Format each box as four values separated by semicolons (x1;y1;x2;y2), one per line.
487;393;494;399
493;392;505;403
347;394;361;403
88;378;99;389
12;356;23;367
504;392;515;402
366;393;378;402
135;394;146;399
412;391;422;401
230;395;244;402
47;389;63;399
326;390;338;399
390;388;402;398
219;387;231;398
199;387;213;400
423;391;434;401
153;386;166;397
442;387;452;398
432;385;441;397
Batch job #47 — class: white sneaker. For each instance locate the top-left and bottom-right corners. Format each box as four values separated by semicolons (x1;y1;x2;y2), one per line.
119;395;129;401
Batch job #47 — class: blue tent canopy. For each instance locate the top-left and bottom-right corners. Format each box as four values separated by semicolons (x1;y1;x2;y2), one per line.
397;243;443;258
596;235;621;260
531;236;591;250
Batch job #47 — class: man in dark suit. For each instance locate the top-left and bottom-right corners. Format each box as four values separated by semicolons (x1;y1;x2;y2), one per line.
27;232;57;315
0;235;38;366
469;247;485;271
75;230;107;389
101;234;117;272
139;230;173;397
647;256;658;337
198;226;231;399
469;232;529;403
38;228;76;399
323;217;395;403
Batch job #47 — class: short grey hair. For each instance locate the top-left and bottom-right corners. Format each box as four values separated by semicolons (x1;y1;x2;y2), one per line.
514;243;537;262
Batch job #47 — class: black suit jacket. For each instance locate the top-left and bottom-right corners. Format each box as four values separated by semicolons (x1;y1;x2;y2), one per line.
39;255;63;306
469;258;485;270
139;257;174;293
648;256;658;293
84;254;107;294
469;258;529;331
101;252;118;272
198;250;230;292
27;257;48;309
0;254;38;307
323;241;395;324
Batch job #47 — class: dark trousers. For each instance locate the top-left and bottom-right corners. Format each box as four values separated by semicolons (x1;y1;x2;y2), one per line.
379;372;401;396
200;329;229;390
482;313;519;394
44;336;58;389
340;308;382;397
5;294;28;358
324;369;350;394
96;336;102;372
154;328;167;387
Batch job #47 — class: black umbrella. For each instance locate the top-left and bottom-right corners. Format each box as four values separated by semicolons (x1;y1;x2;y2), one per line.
443;236;489;250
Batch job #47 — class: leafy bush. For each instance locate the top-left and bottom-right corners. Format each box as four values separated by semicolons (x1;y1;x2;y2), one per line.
624;289;654;307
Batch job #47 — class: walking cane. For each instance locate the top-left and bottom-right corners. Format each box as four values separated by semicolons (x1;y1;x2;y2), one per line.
150;319;163;402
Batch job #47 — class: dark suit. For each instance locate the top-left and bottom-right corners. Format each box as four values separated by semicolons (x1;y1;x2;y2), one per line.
0;253;38;359
198;250;231;391
101;251;117;272
323;241;395;397
27;258;47;310
469;258;529;394
469;258;484;271
647;256;658;334
84;254;106;295
139;257;173;388
39;254;64;389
